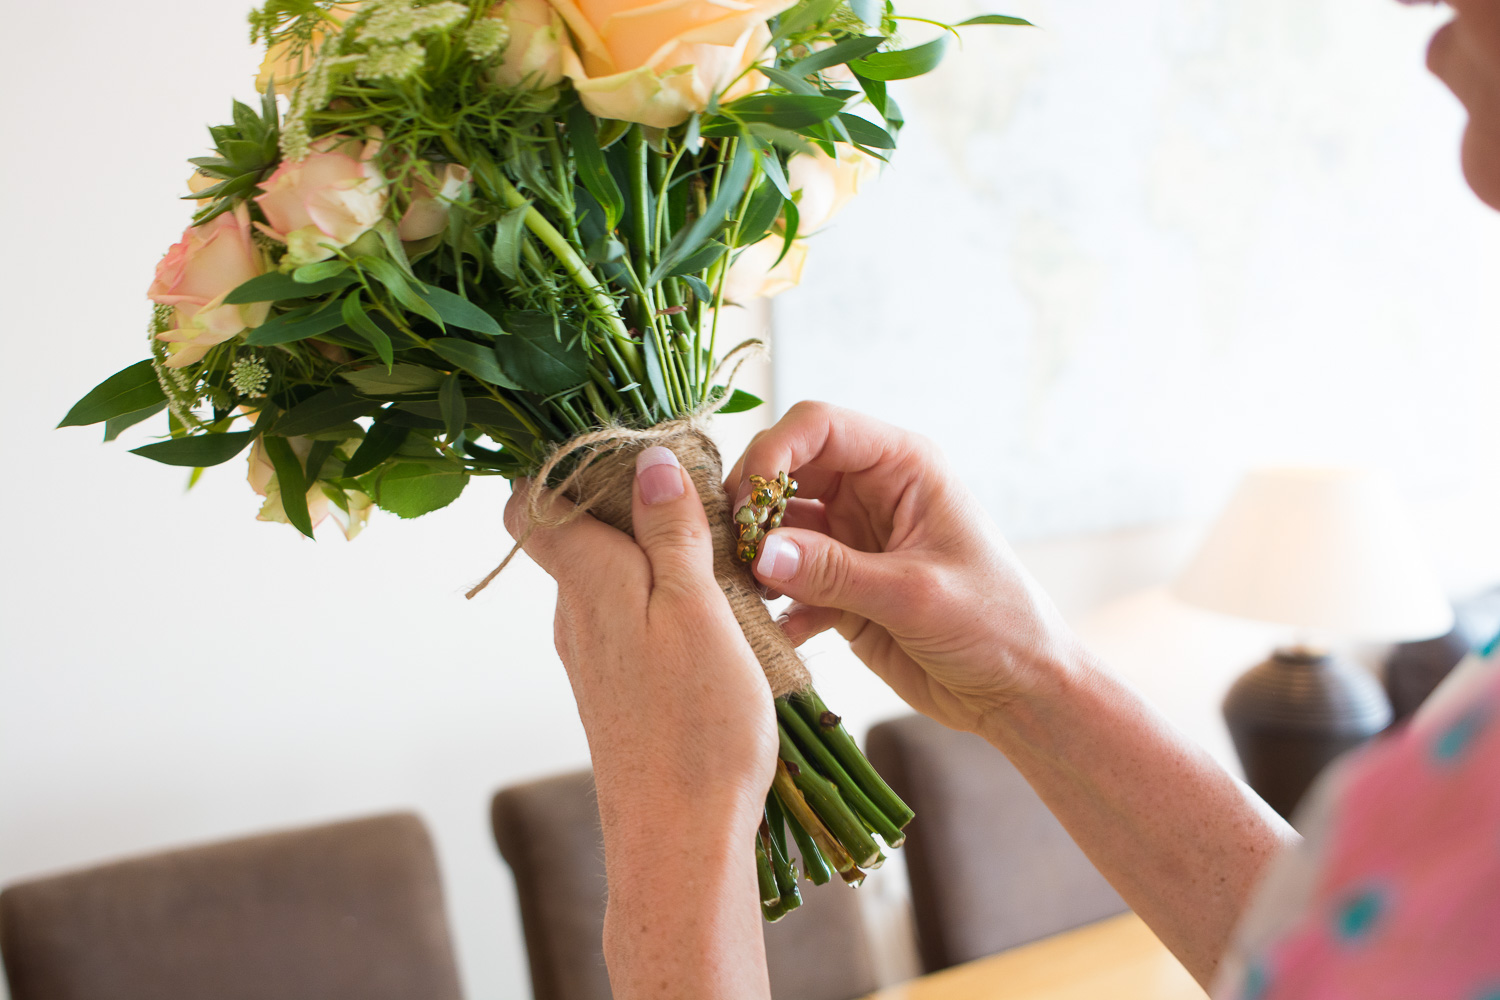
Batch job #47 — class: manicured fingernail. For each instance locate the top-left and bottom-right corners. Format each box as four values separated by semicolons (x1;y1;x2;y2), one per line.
757;532;800;583
636;446;684;505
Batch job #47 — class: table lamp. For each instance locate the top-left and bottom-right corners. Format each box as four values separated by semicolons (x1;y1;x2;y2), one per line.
1172;467;1454;819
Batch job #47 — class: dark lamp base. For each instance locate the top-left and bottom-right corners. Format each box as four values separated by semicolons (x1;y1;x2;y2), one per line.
1223;647;1393;822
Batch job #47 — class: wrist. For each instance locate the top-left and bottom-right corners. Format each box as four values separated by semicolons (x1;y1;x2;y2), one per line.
974;634;1107;750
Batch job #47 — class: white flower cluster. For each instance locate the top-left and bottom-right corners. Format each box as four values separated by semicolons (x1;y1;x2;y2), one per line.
355;40;427;80
465;18;510;61
229;357;273;396
361;0;468;44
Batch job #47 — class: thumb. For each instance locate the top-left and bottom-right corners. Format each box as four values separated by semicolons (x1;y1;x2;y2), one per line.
631;446;715;592
752;526;911;626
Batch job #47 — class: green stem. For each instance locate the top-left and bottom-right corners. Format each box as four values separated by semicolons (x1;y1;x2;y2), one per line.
777;698;907;847
773;760;856;874
754;832;780;906
778;791;833;885
626;125;653;270
793;691;915;829
778;726;881;868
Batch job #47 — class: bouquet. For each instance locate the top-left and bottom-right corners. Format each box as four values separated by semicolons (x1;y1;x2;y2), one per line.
61;0;1027;920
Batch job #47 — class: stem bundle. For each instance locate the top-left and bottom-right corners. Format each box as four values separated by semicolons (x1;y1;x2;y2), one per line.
760;690;914;919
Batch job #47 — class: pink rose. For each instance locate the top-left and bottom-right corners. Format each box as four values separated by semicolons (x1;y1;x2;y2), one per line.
254;135;387;266
247;436;372;539
149;204;270;369
397;162;473;241
488;0;569;89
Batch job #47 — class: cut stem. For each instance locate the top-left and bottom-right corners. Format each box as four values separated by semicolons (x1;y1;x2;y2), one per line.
778;727;882;868
777;698;907;848
773;759;856;875
779;791;833;885
793;690;915;829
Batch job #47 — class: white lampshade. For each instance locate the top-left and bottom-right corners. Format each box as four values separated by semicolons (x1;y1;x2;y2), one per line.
1173;467;1454;642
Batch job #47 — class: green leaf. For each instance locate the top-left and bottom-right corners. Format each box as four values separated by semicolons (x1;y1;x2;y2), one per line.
642;332;671;420
224;271;358;304
303;438;339;483
722;94;847;129
759;144;792;199
652;137;755;283
958;14;1034;26
373;463;468;518
774;0;839;40
342;421;408;477
838;113;896;149
716;388;764;414
495;311;590;395
849;0;880;25
245;300;349;347
341;293;394;368
758;66;818;96
293;260;349;284
275;386;380;437
668;240;728;277
60;360;166;428
680;274;714;302
567;103;625;232
416;284;504;337
398;397;531;436
430;337;523;389
439;372;467;441
491;203;530;279
130;427;259;467
361;256;443;326
342;364;447;395
788;35;885;76
850;37;949;80
103;400;168;442
263;435;314;537
736;181;784;247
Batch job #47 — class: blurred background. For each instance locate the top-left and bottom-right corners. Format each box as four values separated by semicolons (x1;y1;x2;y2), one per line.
4;0;1500;996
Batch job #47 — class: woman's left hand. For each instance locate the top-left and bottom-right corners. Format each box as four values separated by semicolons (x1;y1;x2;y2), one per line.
503;445;778;1000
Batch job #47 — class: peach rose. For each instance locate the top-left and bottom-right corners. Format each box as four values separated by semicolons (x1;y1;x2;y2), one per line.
397;162;473;241
488;0;570;89
149;204;271;369
254;135;387;267
722;235;807;303
787;143;879;234
549;0;794;127
247;436;373;539
255;4;358;93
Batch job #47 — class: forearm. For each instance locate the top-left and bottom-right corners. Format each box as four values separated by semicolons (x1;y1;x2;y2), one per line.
978;648;1298;987
598;792;772;1000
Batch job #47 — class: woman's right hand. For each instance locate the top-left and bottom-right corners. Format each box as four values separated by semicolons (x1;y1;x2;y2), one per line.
727;401;1093;734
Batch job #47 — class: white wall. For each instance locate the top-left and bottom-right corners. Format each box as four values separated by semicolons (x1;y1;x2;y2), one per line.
5;0;1500;998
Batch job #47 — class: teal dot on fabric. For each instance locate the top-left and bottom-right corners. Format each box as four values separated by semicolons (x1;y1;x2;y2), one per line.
1472;988;1500;1000
1335;888;1386;941
1242;963;1269;1000
1434;707;1490;764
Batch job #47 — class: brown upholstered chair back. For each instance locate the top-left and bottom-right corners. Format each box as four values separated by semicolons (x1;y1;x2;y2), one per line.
0;812;464;1000
491;770;879;1000
866;714;1127;973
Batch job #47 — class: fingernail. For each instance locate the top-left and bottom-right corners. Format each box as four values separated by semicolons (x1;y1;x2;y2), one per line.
757;533;800;583
636;446;684;505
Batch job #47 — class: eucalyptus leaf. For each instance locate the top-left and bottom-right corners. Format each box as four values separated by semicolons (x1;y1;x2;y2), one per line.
373;463;468;519
850;36;949;81
567;103;625;231
342;364;447;395
416;284;503;337
716;388;764;414
103;400;168;442
439;373;467;441
495;311;590;395
275;386;380;437
774;0;839;40
245;301;349;347
263;435;314;537
736;181;784;247
788;35;884;76
224;271;357;304
668;240;728;277
130;427;259;467
642;332;671;420
958;14;1034;25
341;293;394;368
652;137;754;283
430;338;523;389
491;203;530;279
838;113;896;149
60;360;165;428
722;94;847;129
342;421;408;478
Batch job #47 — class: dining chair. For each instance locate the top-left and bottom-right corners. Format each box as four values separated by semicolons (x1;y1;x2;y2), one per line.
491;769;879;1000
866;713;1128;973
0;812;464;1000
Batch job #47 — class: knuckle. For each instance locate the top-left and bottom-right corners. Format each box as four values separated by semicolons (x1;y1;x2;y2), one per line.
808;540;856;602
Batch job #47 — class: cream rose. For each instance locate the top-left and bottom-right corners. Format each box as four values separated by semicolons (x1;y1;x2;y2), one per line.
149;204;271;369
254;135;387;267
722;236;807;303
787;144;880;234
549;0;794;127
489;0;570;89
397;162;473;241
247;436;372;539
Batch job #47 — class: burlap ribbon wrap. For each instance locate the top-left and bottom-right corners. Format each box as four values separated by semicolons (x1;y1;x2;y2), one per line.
466;345;812;698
